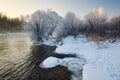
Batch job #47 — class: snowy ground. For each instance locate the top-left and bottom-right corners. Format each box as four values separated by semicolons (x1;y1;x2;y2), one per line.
40;56;86;80
40;36;120;80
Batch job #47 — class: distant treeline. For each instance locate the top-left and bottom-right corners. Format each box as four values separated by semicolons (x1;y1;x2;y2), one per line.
0;13;23;32
24;9;120;42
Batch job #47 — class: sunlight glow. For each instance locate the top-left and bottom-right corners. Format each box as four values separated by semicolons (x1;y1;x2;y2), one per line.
0;0;119;18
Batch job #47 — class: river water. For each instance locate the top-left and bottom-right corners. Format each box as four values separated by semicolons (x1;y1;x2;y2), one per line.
0;33;33;80
0;33;71;80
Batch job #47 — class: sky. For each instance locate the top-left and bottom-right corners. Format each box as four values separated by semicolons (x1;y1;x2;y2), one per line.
0;0;120;18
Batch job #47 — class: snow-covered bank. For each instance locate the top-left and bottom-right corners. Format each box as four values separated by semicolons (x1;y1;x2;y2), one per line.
39;57;61;69
40;56;86;80
39;35;120;80
54;36;120;80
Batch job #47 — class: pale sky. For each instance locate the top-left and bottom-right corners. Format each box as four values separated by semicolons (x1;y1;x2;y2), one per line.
0;0;120;18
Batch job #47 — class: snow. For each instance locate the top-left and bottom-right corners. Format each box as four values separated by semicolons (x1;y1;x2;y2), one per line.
39;56;86;69
40;56;86;80
54;36;120;80
33;38;59;46
42;38;57;46
39;35;120;80
39;57;61;69
83;64;112;80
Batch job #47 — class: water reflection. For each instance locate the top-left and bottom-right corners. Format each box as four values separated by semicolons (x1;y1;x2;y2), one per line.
0;34;33;80
0;34;71;80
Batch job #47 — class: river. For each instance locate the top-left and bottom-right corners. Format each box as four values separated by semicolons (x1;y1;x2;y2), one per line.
0;33;71;80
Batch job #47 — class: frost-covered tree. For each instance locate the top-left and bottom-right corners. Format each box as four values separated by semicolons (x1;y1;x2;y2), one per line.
84;8;108;35
23;8;120;41
24;10;64;42
108;16;120;37
64;12;82;37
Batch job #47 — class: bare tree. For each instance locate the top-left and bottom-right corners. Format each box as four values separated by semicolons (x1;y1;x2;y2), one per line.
64;12;82;37
84;8;108;36
109;16;120;37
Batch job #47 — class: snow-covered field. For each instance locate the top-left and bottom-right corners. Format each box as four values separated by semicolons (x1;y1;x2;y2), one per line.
40;36;120;80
